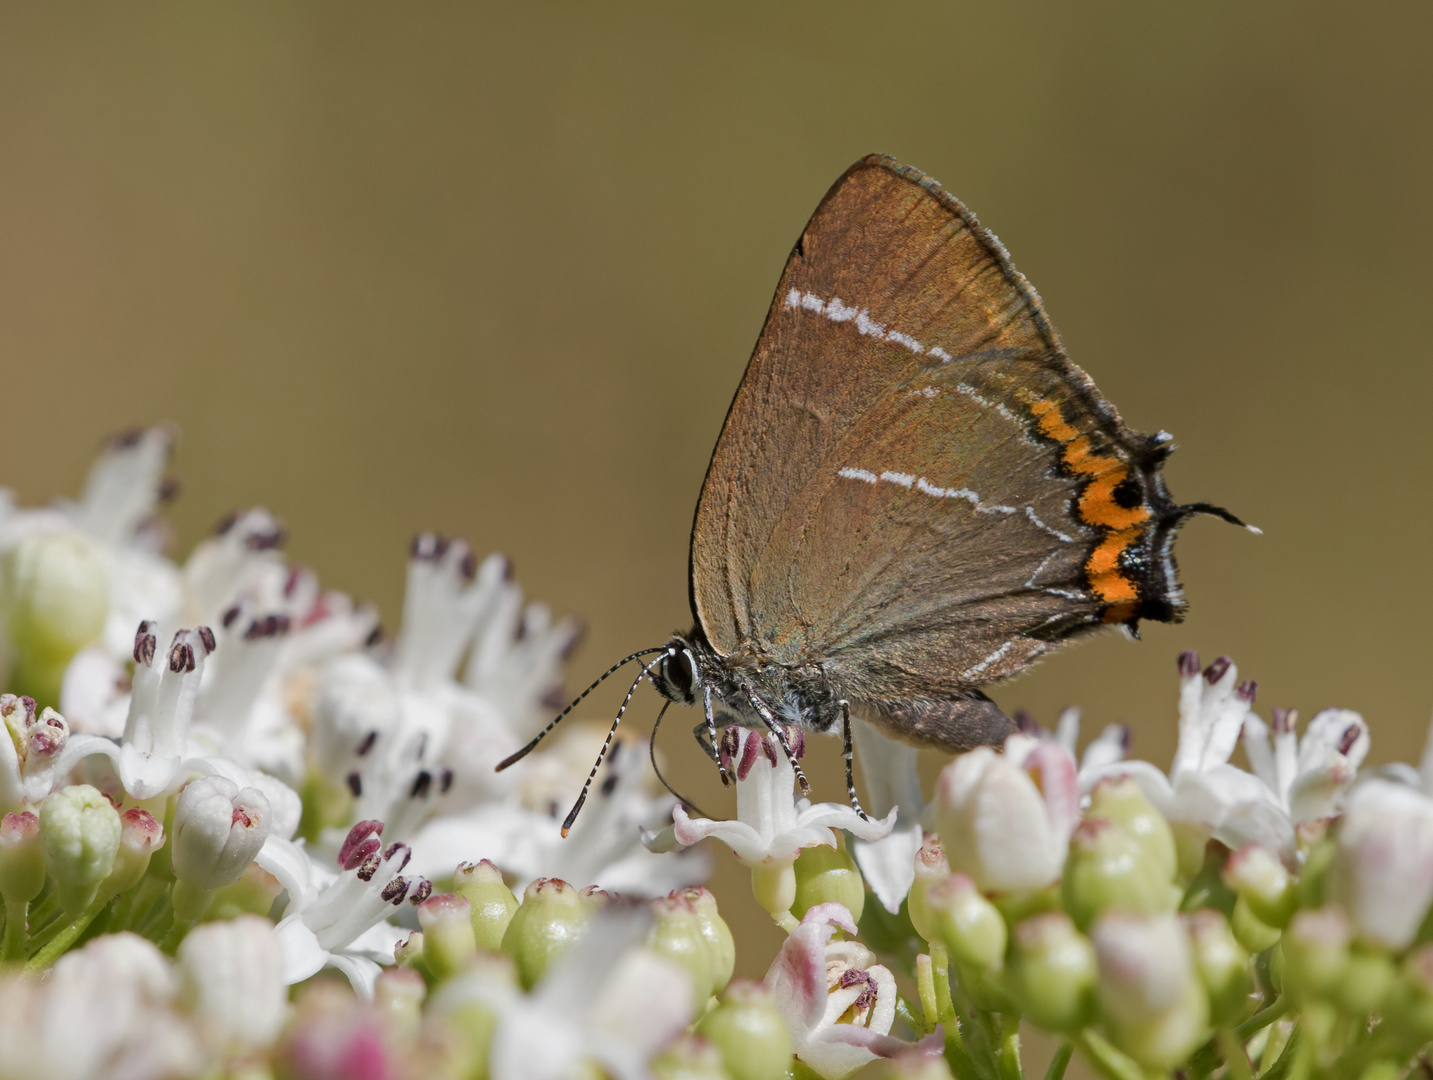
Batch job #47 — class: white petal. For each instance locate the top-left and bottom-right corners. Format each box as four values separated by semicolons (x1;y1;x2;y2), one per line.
853;823;922;914
274;913;330;986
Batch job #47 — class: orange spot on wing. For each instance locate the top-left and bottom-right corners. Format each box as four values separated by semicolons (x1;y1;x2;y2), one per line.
1027;398;1080;443
1086;531;1140;603
1078;471;1151;531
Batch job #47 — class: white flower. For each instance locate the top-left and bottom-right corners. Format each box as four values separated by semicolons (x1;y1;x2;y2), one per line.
0;694;70;810
410;725;709;894
848;714;925;915
0;931;201;1080
433;906;695;1080
1242;705;1368;826
273;819;432;997
765;903;941;1079
1091;911;1208;1068
1328;778;1433;950
935;733;1079;893
176;915;287;1056
1082;653;1292;857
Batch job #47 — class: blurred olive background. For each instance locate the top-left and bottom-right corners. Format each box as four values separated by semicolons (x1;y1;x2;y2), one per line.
2;3;1430;979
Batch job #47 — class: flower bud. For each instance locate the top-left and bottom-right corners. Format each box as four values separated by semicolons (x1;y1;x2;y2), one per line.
1334;947;1395;1016
2;531;107;703
1187;909;1251;1024
40;783;121;912
1061;819;1180;931
375;967;426;1036
695;979;793;1080
417;893;479;980
873;1049;956;1080
1230;895;1281;954
925;873;1006;971
1281;907;1351;1002
1329;780;1433;951
0;810;44;905
1092;912;1208;1069
178;914;286;1052
454;859;520;951
0;695;69;809
791;841;864;923
653;1035;730;1080
1005;912;1096;1033
1223;845;1295;928
172;775;271;891
395;931;428;975
1087;777;1177;884
500;877;590;989
209;862;284;920
906;835;949;944
649;891;726;1007
680;886;735;996
103;807;164;896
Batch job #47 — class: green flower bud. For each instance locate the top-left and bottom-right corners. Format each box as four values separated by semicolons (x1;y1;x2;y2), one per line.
208;862;285;921
0;810;45;905
501;877;590;989
40;783;121;913
102;807;164;897
454;859;520;952
1222;845;1295;928
749;859;797;918
649;891;719;1006
1281;907;1351;1003
695;979;793;1080
1061;819;1180;930
2;531;107;704
906;835;949;944
1295;837;1336;910
375;967;427;1036
791;842;864;924
1187;909;1252;1024
925;872;1006;971
653;1035;731;1080
1231;895;1282;954
417;893;479;980
679;886;735;996
395;931;431;980
1005;912;1096;1033
1087;777;1177;884
1334;946;1395;1016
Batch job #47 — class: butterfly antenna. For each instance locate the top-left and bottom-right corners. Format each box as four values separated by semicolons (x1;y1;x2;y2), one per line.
561;655;661;837
1181;501;1263;535
496;647;668;772
839;701;869;822
649;698;710;819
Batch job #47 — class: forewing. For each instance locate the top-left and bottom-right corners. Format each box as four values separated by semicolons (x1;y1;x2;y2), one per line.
691;155;1183;694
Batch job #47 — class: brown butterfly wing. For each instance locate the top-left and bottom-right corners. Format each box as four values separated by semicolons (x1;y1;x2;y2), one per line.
691;155;1185;713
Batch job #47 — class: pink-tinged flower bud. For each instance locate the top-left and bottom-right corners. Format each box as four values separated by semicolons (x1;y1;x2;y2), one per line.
1062;819;1181;931
1329;779;1433;950
172;775;271;891
453;859;519;952
936;736;1078;894
925;873;1007;972
649;890;728;1008
1223;844;1295;928
0;810;44;905
680;886;735;997
500;877;589;989
792;841;865;923
653;1034;729;1080
39;783;121;913
1092;912;1208;1069
178;915;286;1052
277;982;401;1080
416;893;478;980
1005;912;1096;1033
103;807;164;896
1187;909;1251;1024
906;835;949;943
0;695;70;809
374;967;426;1036
1281;907;1351;1002
694;979;793;1080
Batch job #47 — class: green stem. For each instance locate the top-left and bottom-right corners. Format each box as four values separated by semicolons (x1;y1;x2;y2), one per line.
24;898;107;971
1220;1027;1256;1080
1261;1026;1300;1080
931;942;957;1026
1075;1030;1151;1080
1042;1042;1073;1080
996;1014;1024;1080
1190;998;1292;1077
1;899;26;962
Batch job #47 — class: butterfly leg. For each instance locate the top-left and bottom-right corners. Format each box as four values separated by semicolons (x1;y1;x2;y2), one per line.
692;718;719;764
839;701;869;821
705;685;730;786
742;685;811;796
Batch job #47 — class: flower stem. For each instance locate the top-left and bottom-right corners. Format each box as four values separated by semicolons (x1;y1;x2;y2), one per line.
1219;1028;1255;1080
1;900;26;962
917;953;940;1033
1075;1030;1150;1080
24;898;107;971
996;1014;1024;1080
1042;1042;1073;1080
930;943;957;1027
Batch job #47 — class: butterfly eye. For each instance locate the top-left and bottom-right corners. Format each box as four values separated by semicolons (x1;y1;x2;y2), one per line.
659;651;696;704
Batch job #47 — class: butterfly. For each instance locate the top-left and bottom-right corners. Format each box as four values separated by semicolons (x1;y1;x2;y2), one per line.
501;154;1251;831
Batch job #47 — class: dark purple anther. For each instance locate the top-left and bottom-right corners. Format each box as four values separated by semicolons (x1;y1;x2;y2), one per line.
737;731;762;781
355;852;381;882
1272;707;1295;735
196;626;216;654
356;731;377;757
337;820;384;867
365;625;384;648
1338;725;1361;755
718;727;740;774
381;877;409;904
409;771;433;799
1178;650;1201;679
408;879;433;905
346;772;363;797
222;606;241;629
169;640;195;674
459;549;477;581
440;768;453;794
1203;656;1232;685
1236;680;1257;703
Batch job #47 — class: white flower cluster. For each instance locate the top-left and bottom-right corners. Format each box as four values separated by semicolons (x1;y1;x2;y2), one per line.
1;429;1432;1080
